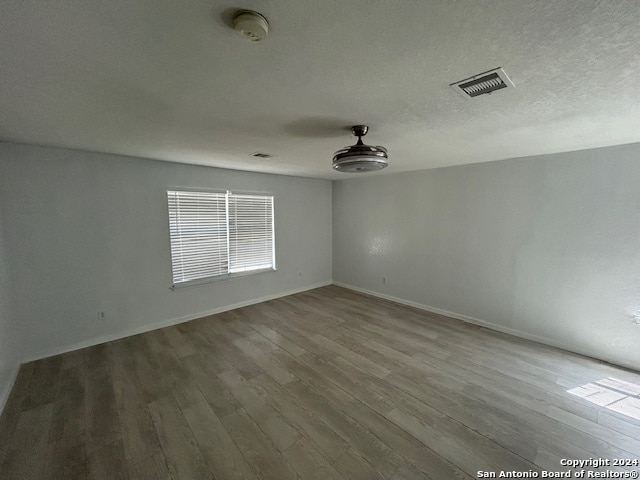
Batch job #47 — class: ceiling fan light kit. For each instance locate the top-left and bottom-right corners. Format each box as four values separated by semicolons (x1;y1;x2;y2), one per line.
332;125;389;173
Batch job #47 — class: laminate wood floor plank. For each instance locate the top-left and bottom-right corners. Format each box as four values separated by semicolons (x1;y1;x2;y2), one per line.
437;352;603;424
43;437;87;480
546;405;640;456
339;393;471;479
295;329;392;379
311;324;409;373
232;336;296;385
214;316;251;342
250;373;350;462
220;408;298;480
372;319;593;406
598;408;640;437
177;323;235;374
282;437;344;480
181;353;240;418
85;365;122;454
247;323;307;356
47;364;85;445
262;321;336;359
338;316;454;361
218;369;299;452
107;341;162;466
0;363;34;467
21;355;62;411
332;448;386;480
147;395;212;480
59;349;86;370
140;330;201;410
296;353;476;479
275;350;395;415
209;333;264;380
391;462;438;480
0;403;53;479
181;385;258;480
283;379;405;478
2;285;639;479
125;335;168;404
129;452;171;480
162;327;196;358
466;383;640;461
383;371;541;461
387;406;516;476
87;440;130;480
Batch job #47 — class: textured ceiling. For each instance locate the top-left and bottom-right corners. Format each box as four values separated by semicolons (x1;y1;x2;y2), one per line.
2;0;640;179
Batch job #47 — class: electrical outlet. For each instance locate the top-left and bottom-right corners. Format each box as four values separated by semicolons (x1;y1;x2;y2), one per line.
98;311;107;320
382;276;387;284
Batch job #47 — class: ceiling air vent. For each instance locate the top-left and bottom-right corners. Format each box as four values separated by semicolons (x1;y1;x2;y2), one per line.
450;67;514;99
250;152;274;159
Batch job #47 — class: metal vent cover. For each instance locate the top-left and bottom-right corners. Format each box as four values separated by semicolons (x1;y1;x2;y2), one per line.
250;152;274;159
450;67;514;98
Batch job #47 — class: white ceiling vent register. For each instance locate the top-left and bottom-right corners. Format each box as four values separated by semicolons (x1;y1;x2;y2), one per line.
251;152;274;159
450;67;514;99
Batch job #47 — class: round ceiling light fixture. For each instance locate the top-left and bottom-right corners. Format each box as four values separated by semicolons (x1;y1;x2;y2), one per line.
332;125;388;173
232;10;269;42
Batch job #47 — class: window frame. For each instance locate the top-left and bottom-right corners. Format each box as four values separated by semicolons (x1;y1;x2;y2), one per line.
167;187;276;290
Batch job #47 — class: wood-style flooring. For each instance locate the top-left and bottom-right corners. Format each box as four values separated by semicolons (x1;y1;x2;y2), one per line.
1;285;639;479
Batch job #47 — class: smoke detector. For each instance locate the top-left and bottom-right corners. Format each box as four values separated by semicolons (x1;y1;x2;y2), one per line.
332;125;388;173
450;67;514;98
233;11;269;42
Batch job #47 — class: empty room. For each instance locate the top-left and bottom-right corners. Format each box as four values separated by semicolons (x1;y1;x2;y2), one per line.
1;1;639;479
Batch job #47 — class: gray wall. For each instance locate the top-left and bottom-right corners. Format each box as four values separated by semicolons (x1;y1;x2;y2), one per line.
2;137;640;405
0;202;20;411
0;142;332;361
333;143;640;370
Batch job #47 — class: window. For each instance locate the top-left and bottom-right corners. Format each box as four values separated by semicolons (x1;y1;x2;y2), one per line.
167;190;274;287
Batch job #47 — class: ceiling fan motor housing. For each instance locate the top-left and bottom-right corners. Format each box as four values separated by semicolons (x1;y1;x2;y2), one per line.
332;125;388;172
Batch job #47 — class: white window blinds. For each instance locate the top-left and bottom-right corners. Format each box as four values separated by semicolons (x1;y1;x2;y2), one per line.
167;191;228;284
229;194;274;273
167;190;275;286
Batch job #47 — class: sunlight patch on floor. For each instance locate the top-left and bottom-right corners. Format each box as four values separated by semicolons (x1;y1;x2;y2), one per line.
567;377;640;421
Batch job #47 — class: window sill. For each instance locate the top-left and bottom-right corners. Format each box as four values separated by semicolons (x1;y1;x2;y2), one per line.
170;267;277;291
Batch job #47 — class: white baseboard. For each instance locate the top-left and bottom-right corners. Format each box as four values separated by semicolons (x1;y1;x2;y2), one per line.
333;281;634;371
0;363;20;416
23;281;332;363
